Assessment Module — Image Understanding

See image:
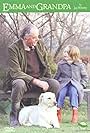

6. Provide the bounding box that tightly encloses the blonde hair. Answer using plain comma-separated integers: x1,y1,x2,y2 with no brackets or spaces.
69,46,80,62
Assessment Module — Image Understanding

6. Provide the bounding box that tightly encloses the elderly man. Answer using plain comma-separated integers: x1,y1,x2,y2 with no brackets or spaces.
4,23,59,127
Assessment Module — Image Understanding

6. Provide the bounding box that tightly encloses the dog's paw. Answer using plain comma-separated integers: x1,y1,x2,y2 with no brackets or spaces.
50,121,60,128
45,125,53,129
54,125,60,128
21,122,32,127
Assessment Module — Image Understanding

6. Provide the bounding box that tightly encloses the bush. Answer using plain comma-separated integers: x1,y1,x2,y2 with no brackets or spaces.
47,54,57,75
0,67,6,80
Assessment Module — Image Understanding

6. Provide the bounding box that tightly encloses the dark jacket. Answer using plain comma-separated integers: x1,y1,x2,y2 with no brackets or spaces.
3,39,51,92
54,59,88,104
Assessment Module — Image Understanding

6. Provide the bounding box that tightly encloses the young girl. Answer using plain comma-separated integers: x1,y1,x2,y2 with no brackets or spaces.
54,45,88,123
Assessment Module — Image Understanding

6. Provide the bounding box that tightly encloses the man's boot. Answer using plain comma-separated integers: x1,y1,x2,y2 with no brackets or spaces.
57,108,62,123
10,102,20,127
71,108,78,123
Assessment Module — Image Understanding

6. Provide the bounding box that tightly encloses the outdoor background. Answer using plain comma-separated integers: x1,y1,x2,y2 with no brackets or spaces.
0,12,90,132
0,13,90,73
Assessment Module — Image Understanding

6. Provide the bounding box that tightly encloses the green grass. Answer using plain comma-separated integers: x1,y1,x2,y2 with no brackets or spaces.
0,100,90,133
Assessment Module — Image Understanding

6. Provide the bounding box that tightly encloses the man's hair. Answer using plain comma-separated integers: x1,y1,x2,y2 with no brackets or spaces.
20,23,39,39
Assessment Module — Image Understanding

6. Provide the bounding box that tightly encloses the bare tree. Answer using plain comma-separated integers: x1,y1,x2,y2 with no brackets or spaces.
0,12,90,62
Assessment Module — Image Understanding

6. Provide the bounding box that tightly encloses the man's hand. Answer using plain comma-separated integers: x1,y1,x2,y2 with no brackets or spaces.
32,78,49,92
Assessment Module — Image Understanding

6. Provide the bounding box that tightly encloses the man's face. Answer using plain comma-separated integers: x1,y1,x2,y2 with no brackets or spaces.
24,33,39,47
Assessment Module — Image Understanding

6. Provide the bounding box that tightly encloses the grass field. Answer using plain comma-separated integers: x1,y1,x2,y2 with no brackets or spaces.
0,100,90,133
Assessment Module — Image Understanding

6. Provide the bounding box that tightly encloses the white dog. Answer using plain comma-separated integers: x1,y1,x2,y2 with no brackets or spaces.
18,92,60,128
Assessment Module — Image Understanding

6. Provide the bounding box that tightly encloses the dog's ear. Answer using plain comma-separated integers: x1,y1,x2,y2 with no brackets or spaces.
39,93,44,103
